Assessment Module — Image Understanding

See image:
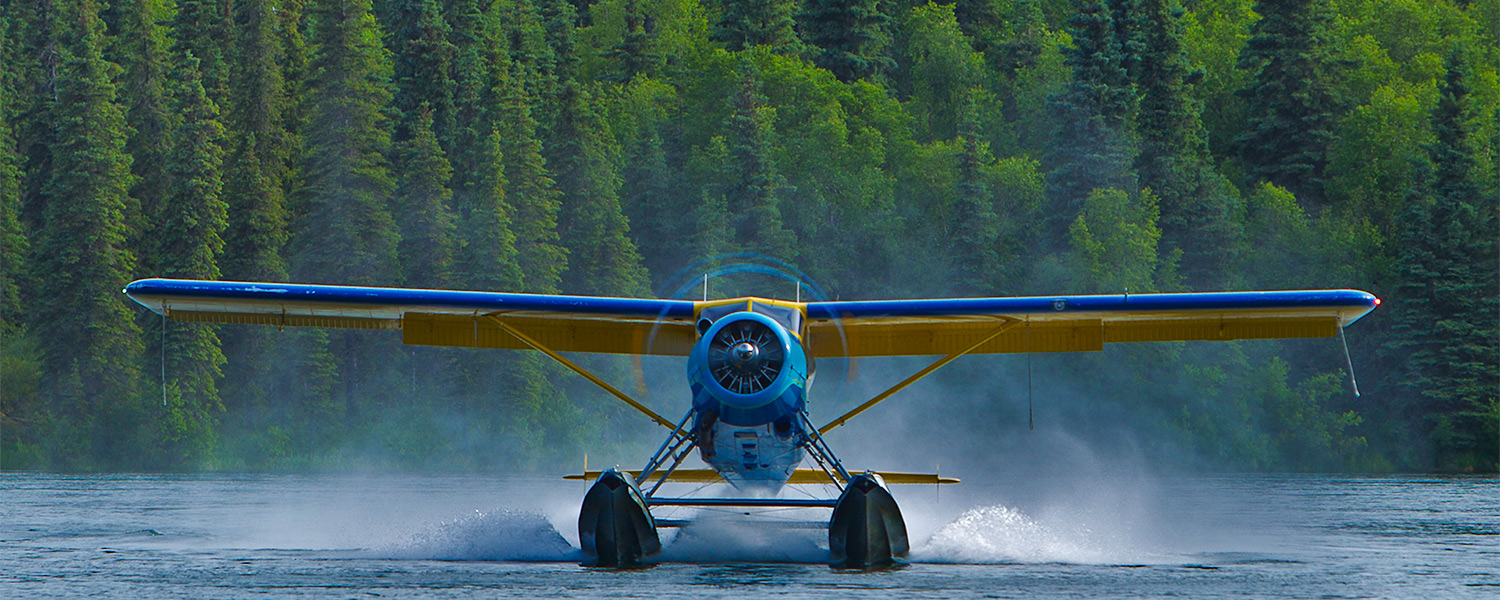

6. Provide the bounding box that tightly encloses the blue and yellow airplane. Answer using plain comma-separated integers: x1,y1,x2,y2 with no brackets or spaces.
124,278,1378,568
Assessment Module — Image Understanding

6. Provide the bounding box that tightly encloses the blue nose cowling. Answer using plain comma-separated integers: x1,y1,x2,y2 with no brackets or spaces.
688,312,808,427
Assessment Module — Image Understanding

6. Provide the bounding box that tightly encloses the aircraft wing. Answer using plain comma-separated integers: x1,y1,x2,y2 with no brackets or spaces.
800,290,1378,358
124,278,701,355
126,279,1378,358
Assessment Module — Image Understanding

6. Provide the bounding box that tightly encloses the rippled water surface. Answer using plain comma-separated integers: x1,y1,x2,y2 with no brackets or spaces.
3,472,1496,598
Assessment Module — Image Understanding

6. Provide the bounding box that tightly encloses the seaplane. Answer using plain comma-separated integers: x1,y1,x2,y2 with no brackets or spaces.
124,275,1378,568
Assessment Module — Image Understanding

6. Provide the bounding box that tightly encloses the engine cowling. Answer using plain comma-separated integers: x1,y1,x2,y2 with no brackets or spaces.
687,312,808,427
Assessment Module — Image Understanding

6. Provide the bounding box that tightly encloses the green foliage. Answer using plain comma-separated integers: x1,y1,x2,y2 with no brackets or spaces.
105,0,173,262
33,0,145,467
392,106,459,288
2,0,1495,472
1234,0,1339,204
495,57,568,293
0,66,26,334
1042,0,1138,248
288,0,400,286
551,83,650,296
801,0,892,83
899,3,987,142
171,0,232,106
948,101,1004,295
717,58,796,262
1135,0,1242,288
150,54,230,467
1068,187,1163,293
1385,48,1498,471
710,0,799,53
220,0,293,283
389,0,458,148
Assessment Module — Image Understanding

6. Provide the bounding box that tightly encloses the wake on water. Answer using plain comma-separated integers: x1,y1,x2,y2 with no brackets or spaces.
378,503,1149,566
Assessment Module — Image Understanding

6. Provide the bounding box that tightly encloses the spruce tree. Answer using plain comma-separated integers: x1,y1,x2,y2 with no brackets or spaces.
221,0,292,282
1105,0,1142,83
602,0,660,83
453,130,524,292
392,105,459,289
171,0,233,107
1388,48,1499,470
1041,0,1137,250
801,0,892,83
0,78,26,334
620,128,679,287
494,58,567,293
289,0,401,286
34,0,144,464
551,83,649,297
950,101,1003,295
711,0,799,53
1133,0,1239,288
153,54,229,465
446,0,502,227
722,59,796,262
390,0,458,148
105,0,173,260
1234,0,1337,205
11,0,60,235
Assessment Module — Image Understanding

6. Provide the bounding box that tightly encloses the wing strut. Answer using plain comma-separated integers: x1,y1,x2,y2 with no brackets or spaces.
484,314,676,429
819,318,1021,434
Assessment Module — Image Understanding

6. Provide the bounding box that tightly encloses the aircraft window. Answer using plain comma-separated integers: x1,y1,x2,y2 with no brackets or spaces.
696,302,804,337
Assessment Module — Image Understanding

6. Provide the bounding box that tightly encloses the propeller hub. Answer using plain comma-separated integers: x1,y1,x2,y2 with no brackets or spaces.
732,342,759,365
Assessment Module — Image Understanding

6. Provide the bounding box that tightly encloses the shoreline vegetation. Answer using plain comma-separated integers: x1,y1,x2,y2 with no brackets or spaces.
0,0,1495,473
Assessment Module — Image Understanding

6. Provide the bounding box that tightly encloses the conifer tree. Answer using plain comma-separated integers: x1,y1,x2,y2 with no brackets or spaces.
152,54,229,465
1041,0,1137,249
1235,0,1337,205
10,0,60,235
1133,0,1239,288
171,0,233,106
105,0,173,259
1387,48,1498,470
602,0,660,83
950,101,1003,295
34,0,144,463
620,128,679,286
221,0,292,282
453,130,524,292
993,0,1048,74
390,0,458,148
289,0,400,286
801,0,891,83
494,58,567,293
722,59,796,261
392,105,459,289
1105,0,1142,83
0,79,26,334
711,0,799,53
551,83,649,296
446,0,502,217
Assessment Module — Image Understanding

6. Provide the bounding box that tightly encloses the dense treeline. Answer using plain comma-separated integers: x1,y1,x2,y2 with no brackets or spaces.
0,0,1495,472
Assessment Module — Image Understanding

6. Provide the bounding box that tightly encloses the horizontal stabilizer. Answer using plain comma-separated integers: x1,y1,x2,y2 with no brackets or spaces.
564,469,959,485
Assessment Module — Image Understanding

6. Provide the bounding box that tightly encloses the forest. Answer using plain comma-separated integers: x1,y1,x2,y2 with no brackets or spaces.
0,0,1495,473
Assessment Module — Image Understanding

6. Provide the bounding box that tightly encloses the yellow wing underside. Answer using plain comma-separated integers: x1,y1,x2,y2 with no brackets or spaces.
166,297,1343,358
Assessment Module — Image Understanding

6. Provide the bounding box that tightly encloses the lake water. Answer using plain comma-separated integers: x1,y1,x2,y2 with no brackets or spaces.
2,472,1496,598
